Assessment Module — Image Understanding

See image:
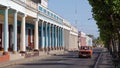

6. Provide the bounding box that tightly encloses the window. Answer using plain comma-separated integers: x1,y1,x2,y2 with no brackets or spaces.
57,17,58,20
43,9,46,13
51,13,53,17
54,15,56,19
39,6,42,11
47,11,50,16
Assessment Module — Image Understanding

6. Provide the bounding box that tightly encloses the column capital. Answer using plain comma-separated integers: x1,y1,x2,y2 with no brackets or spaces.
19,14,27,18
59,27,61,29
41,20,44,23
0,6,9,10
51,24,53,26
54,25,57,27
33,18,39,22
13,10,18,13
46,22,48,25
5,6,10,10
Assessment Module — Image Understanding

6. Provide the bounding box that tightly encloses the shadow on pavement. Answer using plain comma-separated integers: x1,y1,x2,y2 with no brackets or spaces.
20,63,74,66
40,59,68,61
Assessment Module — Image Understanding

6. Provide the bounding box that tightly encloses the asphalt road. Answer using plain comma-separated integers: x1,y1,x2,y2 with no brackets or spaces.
5,47,103,68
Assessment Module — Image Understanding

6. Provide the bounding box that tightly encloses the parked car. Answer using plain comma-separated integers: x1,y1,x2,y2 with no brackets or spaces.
78,46,93,58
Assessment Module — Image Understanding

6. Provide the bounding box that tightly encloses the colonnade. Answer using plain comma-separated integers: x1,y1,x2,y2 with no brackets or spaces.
2,7,64,54
40,21,64,50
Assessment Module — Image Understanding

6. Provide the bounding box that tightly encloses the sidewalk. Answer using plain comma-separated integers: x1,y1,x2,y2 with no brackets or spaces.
0,50,65,68
98,49,114,68
0,53,51,68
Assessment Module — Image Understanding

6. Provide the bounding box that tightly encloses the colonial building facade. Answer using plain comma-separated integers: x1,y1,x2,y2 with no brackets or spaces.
0,0,78,62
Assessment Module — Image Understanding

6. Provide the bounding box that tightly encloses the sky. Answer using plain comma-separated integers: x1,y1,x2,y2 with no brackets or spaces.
48,0,99,38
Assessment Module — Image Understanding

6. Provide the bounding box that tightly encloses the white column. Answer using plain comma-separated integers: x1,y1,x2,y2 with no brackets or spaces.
45,23,48,48
4,7,9,53
60,28,62,47
54,26,56,48
13,10,17,52
59,28,60,47
62,28,64,48
56,26,58,48
41,21,44,48
57,27,59,48
55,26,57,49
52,25,54,49
20,14,26,52
48,24,51,48
34,19,39,50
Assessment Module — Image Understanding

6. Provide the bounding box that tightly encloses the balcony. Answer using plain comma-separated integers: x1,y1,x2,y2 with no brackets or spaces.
38,5,63,24
11,0,37,12
11,0,63,24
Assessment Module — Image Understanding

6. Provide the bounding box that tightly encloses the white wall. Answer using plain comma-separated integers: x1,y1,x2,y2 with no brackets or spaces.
64,29,70,50
0,0,37,18
86,36,92,46
41,0,48,8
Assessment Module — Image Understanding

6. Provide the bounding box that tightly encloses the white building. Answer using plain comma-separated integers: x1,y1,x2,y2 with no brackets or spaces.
86,35,93,46
0,0,78,62
78,31,93,47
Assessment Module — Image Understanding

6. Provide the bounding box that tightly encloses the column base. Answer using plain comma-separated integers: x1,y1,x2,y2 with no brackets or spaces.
62,46,64,49
20,51,26,53
54,47,56,50
57,46,60,50
59,46,62,50
34,49,39,52
13,51,17,54
3,52,9,55
56,46,59,50
51,47,53,50
39,48,43,51
19,51,26,56
44,48,48,52
48,47,51,51
60,47,62,50
56,46,58,50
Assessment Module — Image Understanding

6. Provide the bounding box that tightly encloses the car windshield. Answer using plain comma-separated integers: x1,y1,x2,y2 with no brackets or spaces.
80,46,91,50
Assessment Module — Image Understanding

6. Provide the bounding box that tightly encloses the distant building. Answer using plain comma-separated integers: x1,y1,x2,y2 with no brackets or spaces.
78,31,93,47
78,32,86,46
86,35,92,46
63,20,78,51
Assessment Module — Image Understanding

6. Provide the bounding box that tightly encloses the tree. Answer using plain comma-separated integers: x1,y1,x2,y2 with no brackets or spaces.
88,0,120,59
96,37,104,47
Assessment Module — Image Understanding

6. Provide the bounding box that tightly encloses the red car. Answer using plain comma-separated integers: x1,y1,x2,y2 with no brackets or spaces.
78,46,93,58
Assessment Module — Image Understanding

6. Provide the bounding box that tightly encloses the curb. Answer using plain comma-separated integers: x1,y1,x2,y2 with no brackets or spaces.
93,52,102,68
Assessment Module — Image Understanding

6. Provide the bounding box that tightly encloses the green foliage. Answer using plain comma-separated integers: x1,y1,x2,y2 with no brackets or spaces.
88,0,120,49
96,37,104,46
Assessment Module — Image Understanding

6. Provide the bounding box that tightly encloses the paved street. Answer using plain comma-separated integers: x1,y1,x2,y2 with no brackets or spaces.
5,48,104,68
